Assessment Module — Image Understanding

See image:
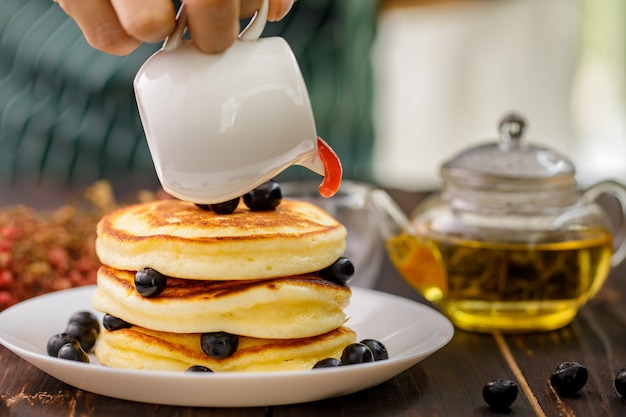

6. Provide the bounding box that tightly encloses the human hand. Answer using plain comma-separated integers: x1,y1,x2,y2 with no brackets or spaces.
54,0,296,56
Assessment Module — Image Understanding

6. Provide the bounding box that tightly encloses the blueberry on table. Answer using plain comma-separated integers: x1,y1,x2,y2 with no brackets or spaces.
186,365,214,373
200,332,239,359
103,314,132,331
134,267,167,297
359,339,388,361
313,358,342,369
47,333,80,357
615,368,626,397
243,180,282,211
550,361,588,396
319,257,355,286
340,343,375,365
482,379,518,411
57,342,89,363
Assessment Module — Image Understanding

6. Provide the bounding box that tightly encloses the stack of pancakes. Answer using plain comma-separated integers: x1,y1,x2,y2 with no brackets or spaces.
91,198,356,372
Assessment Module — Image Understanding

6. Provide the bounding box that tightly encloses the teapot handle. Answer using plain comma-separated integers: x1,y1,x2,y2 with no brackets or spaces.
162,0,269,52
582,180,626,267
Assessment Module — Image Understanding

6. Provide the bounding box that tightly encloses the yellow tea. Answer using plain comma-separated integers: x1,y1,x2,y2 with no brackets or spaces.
386,230,613,332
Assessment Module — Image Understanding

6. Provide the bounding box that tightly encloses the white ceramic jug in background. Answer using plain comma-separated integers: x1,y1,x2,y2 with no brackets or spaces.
134,1,342,204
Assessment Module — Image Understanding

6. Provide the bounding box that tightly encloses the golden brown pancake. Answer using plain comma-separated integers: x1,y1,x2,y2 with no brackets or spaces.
95,199,347,280
92,266,352,338
96,325,356,372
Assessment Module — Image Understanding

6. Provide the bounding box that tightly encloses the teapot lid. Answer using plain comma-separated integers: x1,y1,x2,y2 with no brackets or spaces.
441,113,576,188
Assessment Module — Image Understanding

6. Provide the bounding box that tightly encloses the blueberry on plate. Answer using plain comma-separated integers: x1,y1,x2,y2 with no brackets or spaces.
68,311,100,334
57,342,89,363
359,339,388,361
65,321,98,352
47,333,80,357
340,343,374,365
313,358,342,369
186,365,214,373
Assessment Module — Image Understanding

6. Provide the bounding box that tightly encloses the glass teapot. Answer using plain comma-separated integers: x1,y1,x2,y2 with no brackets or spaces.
370,113,626,333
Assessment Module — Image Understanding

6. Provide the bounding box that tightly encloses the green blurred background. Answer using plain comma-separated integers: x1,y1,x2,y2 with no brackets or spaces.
1,0,624,197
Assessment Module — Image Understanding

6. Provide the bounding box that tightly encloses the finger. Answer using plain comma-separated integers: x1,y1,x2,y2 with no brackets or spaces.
55,0,140,55
266,0,295,22
240,0,265,17
183,0,240,54
110,0,176,43
240,0,294,22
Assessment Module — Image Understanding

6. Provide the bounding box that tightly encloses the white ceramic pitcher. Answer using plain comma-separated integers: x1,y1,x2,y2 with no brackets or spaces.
134,1,342,203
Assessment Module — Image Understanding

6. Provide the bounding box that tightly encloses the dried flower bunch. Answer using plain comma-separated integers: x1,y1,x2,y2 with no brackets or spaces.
0,181,156,310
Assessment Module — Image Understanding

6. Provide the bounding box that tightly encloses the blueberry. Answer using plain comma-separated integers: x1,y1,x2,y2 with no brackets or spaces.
243,180,282,211
103,314,132,331
195,204,210,210
186,365,214,373
65,321,98,352
134,267,167,297
200,332,239,359
68,311,100,334
360,339,388,361
482,379,518,411
210,197,240,214
57,342,89,363
313,358,342,369
319,257,354,286
550,361,588,396
340,343,374,365
615,368,626,397
47,333,80,357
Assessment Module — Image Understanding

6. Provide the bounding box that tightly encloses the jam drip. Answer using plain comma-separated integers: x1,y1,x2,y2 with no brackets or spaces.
316,136,342,198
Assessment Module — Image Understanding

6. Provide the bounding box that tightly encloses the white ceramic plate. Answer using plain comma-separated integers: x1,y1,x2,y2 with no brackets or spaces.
0,286,453,407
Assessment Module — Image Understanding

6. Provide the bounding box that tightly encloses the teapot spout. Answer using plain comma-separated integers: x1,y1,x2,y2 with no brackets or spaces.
367,190,418,238
367,189,448,302
297,137,343,198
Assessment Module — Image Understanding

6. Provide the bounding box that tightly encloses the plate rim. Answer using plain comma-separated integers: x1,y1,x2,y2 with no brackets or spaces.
0,285,454,407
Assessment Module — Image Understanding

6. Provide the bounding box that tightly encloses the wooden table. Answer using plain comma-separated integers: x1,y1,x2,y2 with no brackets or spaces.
1,188,626,416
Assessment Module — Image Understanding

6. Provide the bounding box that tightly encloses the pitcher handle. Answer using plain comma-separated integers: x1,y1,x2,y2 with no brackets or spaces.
582,179,626,267
162,0,269,52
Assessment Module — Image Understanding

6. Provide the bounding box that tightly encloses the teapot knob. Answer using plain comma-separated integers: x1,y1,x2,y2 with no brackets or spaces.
498,113,526,150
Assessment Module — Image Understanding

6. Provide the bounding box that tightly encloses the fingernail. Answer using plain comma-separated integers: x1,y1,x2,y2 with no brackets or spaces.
269,0,294,22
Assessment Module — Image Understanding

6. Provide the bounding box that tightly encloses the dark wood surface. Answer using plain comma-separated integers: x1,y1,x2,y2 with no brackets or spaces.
1,187,626,416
